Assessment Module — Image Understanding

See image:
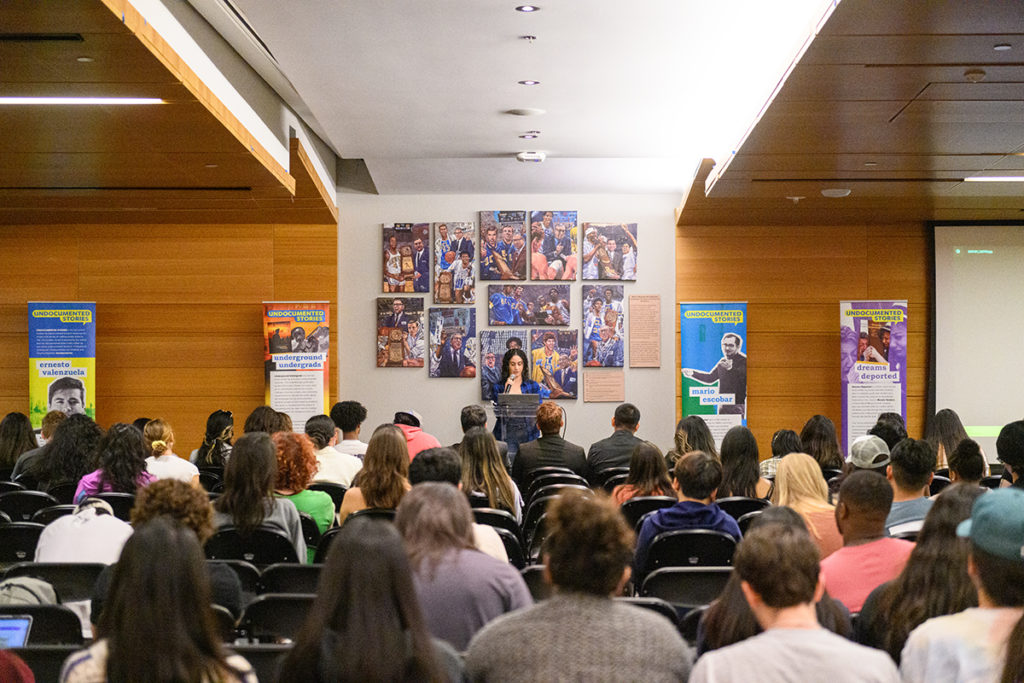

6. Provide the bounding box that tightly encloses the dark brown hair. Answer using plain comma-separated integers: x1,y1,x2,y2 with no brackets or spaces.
735,524,820,608
214,432,276,534
623,441,672,497
356,424,409,509
545,491,633,596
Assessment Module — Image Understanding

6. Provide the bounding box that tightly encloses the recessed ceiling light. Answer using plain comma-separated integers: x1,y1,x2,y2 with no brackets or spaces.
821,188,851,198
863,161,878,167
204,163,219,169
519,35,537,42
518,80,540,86
964,68,986,83
515,5,540,12
964,176,1024,182
519,134,538,139
0,97,163,105
994,43,1012,51
75,56,94,63
506,107,545,116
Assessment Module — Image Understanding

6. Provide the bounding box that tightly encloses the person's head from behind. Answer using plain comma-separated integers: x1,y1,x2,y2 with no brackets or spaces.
917,483,985,547
396,483,475,576
535,401,563,436
848,434,891,473
329,400,366,436
544,491,634,596
142,418,174,458
735,525,821,620
799,414,842,470
243,405,287,434
131,479,215,544
868,421,903,451
996,421,1024,478
956,488,1024,609
393,410,421,428
835,470,894,538
360,424,410,509
47,376,85,415
96,423,148,494
408,447,461,486
285,518,439,681
217,432,276,531
672,451,722,502
272,432,318,493
0,412,36,466
303,414,337,451
460,404,488,433
888,438,936,495
40,413,103,482
927,408,968,458
771,452,829,507
719,425,759,497
612,403,640,432
770,429,802,458
460,426,513,510
40,409,67,442
948,439,986,485
625,441,671,496
672,415,717,459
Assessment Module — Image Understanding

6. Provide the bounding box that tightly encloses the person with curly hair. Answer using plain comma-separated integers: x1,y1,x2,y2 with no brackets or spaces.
273,431,334,562
143,418,199,486
74,423,156,504
338,424,411,523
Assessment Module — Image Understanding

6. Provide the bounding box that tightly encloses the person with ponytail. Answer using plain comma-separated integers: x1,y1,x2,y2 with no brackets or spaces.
143,418,199,486
190,409,234,467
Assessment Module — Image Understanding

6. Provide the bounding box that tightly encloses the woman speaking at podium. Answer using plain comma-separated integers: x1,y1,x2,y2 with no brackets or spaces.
492,349,549,457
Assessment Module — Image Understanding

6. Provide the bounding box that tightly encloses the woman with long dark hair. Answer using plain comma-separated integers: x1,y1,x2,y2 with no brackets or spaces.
191,409,234,467
612,441,672,504
338,424,410,522
491,347,550,450
74,423,156,503
800,414,843,472
925,407,970,470
460,426,522,521
212,431,305,561
718,425,773,499
20,413,103,489
281,517,463,682
0,412,36,471
60,518,255,683
665,415,717,469
758,428,802,479
855,483,984,662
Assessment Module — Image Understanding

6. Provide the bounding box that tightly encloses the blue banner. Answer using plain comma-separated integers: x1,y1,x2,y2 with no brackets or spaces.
28,302,97,428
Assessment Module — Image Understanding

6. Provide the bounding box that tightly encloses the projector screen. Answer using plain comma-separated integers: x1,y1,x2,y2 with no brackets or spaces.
934,224,1024,461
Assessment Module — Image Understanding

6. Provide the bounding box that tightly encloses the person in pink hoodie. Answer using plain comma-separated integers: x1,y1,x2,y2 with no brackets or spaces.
394,410,441,460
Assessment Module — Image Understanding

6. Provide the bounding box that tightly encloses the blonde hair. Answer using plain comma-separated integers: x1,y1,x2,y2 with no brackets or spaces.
772,452,833,514
143,419,174,457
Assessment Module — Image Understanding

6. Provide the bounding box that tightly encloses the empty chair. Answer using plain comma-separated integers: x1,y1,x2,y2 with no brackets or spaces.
472,507,521,543
0,490,58,522
526,513,549,562
929,474,952,496
208,560,261,596
621,495,677,531
521,495,557,546
205,526,300,567
308,482,347,512
616,597,680,629
198,470,223,491
520,564,552,601
0,481,24,495
94,492,135,521
715,496,770,521
0,522,45,562
640,567,733,609
30,505,76,525
645,529,737,574
528,483,591,508
344,507,395,524
238,593,316,642
593,466,630,489
521,466,574,491
0,605,83,645
679,604,708,646
2,562,106,602
259,563,322,594
736,510,763,535
495,527,526,569
44,482,77,505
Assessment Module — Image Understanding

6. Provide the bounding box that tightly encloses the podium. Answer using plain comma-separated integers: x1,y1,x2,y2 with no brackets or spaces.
494,394,541,458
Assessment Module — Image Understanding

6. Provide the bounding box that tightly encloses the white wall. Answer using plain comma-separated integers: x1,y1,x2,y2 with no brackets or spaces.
337,193,679,451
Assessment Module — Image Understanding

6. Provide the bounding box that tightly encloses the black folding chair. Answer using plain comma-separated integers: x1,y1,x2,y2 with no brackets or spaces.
208,560,261,595
2,562,107,602
30,505,76,525
529,484,591,509
645,529,737,575
521,495,557,547
238,594,316,642
44,482,77,505
205,526,300,567
11,645,80,681
0,522,45,563
526,473,588,503
521,466,574,492
715,496,770,521
494,527,526,569
298,512,322,550
313,527,344,564
736,510,763,535
603,472,629,493
616,596,680,629
308,482,347,512
473,507,522,544
929,475,952,496
229,644,292,681
259,563,323,594
198,470,223,491
520,564,552,601
0,481,25,495
0,605,83,645
94,492,135,521
593,466,630,488
0,491,59,522
344,507,395,524
621,495,677,531
639,566,733,608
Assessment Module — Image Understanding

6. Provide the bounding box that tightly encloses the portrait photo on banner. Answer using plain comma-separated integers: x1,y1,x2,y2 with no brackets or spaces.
479,330,526,400
488,284,570,327
376,297,424,368
529,328,579,400
382,222,430,294
582,284,625,368
529,210,578,281
479,210,528,281
429,307,477,378
581,222,638,281
432,221,476,304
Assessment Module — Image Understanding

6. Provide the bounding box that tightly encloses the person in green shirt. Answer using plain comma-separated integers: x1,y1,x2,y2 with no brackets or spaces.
272,431,335,563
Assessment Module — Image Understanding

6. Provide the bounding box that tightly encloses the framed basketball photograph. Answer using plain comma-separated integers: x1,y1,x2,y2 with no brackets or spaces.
580,222,638,281
529,210,578,281
433,221,476,304
376,297,424,368
479,210,527,281
529,328,579,399
429,307,477,378
383,223,430,293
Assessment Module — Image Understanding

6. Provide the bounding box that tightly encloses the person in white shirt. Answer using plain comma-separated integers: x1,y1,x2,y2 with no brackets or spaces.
305,414,362,487
330,400,369,459
143,418,199,486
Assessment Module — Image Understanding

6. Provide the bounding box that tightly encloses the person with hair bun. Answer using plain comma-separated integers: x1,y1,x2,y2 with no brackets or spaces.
74,423,156,504
305,413,361,487
466,491,692,681
273,431,334,562
143,418,199,486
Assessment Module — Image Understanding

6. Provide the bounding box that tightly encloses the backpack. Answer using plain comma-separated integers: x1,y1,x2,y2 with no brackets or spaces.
0,576,58,605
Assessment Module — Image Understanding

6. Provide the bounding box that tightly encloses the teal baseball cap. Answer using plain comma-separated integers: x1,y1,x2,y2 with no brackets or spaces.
956,488,1024,562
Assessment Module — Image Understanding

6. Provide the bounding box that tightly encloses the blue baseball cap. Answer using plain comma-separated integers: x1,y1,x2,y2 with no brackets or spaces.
956,488,1024,562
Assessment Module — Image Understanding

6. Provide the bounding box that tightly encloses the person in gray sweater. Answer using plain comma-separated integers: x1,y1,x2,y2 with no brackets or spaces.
466,491,692,682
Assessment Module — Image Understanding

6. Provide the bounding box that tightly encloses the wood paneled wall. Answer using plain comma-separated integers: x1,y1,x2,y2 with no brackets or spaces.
675,223,931,451
0,223,337,452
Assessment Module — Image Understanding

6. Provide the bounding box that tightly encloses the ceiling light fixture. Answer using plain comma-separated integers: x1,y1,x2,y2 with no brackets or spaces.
964,176,1024,182
515,5,540,12
0,97,163,105
75,56,94,63
516,151,546,163
785,196,805,204
821,188,851,198
519,35,537,43
519,134,538,139
505,108,545,116
517,80,540,86
964,68,986,83
994,43,1012,51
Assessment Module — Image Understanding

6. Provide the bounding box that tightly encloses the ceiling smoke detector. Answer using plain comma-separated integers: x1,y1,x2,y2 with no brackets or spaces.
516,151,546,163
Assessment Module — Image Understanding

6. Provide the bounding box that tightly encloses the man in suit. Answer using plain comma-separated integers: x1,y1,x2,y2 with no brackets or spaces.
585,403,643,485
412,237,429,292
451,224,473,258
512,401,586,489
437,331,475,377
382,298,409,330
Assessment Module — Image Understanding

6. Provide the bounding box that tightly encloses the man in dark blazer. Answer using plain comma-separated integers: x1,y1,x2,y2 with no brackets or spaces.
412,237,430,292
512,401,586,489
585,403,643,485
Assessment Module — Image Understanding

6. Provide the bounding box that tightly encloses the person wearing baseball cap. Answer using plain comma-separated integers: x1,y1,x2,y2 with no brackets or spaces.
900,488,1024,682
394,409,441,460
848,434,890,472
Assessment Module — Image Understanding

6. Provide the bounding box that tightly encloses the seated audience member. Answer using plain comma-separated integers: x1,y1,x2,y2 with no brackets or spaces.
718,425,773,499
242,405,288,434
690,524,899,683
855,484,984,663
36,498,132,564
61,519,256,683
18,413,100,488
454,404,509,466
281,518,464,681
698,507,851,656
143,418,199,486
848,434,891,474
190,409,234,467
901,488,1024,683
611,441,672,505
338,424,410,523
773,452,843,559
329,400,369,458
408,447,507,561
394,409,441,460
800,414,844,473
305,413,361,487
996,420,1024,489
212,432,305,561
11,409,65,474
821,471,915,613
273,432,335,562
925,407,969,470
948,438,986,487
510,401,586,488
759,428,801,479
666,415,717,471
396,483,532,651
75,423,157,504
461,427,523,522
466,492,693,681
885,438,937,536
869,412,908,452
634,451,741,579
586,402,643,484
0,411,37,471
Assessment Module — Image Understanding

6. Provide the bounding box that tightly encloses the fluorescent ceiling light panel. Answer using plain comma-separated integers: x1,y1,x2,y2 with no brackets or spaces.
0,97,163,105
963,176,1024,182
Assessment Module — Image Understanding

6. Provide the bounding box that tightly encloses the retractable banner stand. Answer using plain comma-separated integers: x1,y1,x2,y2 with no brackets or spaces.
840,300,908,456
679,302,748,447
28,302,96,428
263,302,330,431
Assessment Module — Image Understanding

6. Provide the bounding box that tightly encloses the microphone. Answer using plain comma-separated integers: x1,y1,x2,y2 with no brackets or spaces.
505,373,517,393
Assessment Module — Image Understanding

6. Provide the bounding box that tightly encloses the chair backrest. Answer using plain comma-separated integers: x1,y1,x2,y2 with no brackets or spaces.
12,473,39,490
526,473,587,502
238,593,316,642
528,484,591,509
11,645,81,681
616,596,680,628
521,495,557,544
678,604,708,645
0,491,59,522
298,512,322,548
205,526,299,566
210,603,237,642
207,560,261,595
646,529,737,573
344,507,395,524
308,482,347,512
30,505,76,525
472,507,521,543
715,496,770,521
981,475,1003,489
494,528,526,569
526,513,549,562
198,470,223,491
892,529,919,542
621,495,677,531
929,475,952,496
0,522,45,562
0,511,10,525
94,492,135,521
0,481,25,495
521,466,574,491
602,473,629,493
520,564,551,601
259,563,323,594
933,467,950,478
44,482,77,505
0,605,83,644
466,490,492,509
230,644,292,682
2,562,107,603
593,466,631,488
313,527,344,564
736,510,763,535
639,566,733,609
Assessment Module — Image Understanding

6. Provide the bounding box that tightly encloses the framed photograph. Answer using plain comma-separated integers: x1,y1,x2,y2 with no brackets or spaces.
488,284,570,327
433,221,476,304
479,210,527,281
429,308,477,378
376,298,424,368
479,330,527,400
529,210,578,281
581,222,638,281
383,223,430,293
529,328,579,399
582,285,625,367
